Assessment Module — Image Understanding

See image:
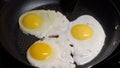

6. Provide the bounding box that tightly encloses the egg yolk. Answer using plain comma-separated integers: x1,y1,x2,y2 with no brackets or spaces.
22,13,43,29
71,24,93,40
29,42,52,60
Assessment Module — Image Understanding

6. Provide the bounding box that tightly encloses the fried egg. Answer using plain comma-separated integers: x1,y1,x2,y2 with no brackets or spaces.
19,10,58,38
27,39,75,68
68,15,106,65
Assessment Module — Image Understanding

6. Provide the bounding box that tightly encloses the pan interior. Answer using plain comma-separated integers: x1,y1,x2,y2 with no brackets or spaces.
0,0,119,68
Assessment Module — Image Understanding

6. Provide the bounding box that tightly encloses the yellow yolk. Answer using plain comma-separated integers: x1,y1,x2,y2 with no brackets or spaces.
71,24,93,40
29,42,52,60
22,13,43,29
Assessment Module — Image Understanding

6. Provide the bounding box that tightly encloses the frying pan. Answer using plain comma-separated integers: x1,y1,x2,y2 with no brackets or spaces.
0,0,120,68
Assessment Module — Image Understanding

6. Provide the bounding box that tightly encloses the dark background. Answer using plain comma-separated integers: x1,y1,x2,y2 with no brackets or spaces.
0,0,120,68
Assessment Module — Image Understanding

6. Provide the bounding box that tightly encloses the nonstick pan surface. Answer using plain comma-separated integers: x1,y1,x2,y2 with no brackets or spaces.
0,0,120,68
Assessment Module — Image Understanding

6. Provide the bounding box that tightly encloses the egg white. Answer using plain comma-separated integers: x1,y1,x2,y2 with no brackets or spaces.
68,15,106,65
41,11,70,39
27,39,75,68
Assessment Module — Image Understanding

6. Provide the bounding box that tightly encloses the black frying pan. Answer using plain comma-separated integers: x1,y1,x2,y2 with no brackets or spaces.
0,0,120,68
